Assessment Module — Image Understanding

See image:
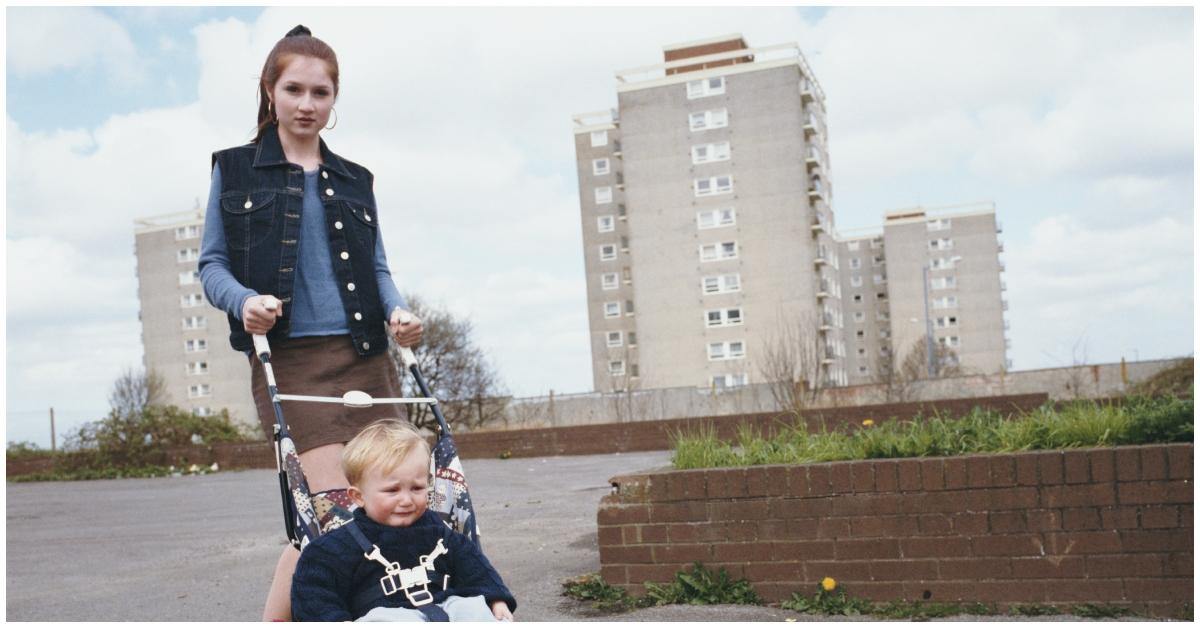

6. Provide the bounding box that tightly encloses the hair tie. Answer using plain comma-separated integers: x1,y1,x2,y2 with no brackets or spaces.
285,25,311,38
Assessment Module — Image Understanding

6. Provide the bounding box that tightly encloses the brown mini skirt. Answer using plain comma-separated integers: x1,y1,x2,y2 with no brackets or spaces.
248,334,405,454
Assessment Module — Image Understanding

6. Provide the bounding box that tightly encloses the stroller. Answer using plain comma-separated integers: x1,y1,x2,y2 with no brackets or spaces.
251,302,481,551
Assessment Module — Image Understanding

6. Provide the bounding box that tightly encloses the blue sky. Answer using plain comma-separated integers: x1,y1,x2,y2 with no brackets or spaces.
6,6,1194,447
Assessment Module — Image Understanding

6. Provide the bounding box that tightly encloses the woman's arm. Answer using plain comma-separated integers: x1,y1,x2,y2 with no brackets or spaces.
198,163,258,320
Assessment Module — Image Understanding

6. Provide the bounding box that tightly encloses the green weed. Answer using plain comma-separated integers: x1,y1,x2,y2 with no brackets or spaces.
644,562,761,606
561,573,647,612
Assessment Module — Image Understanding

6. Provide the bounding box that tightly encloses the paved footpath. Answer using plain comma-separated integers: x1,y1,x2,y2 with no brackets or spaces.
7,451,1145,622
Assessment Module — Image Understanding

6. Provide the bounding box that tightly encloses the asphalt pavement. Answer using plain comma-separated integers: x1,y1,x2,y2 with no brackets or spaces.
6,450,1150,622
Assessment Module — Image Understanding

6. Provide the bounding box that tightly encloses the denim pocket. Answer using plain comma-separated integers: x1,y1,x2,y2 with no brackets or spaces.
341,200,378,250
220,191,277,250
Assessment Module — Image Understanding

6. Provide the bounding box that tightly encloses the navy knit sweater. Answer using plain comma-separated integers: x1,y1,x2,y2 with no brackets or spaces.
291,508,516,621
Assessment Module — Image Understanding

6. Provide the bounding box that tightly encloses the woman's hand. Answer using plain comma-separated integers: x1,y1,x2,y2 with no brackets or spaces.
242,294,282,335
388,308,423,348
490,600,513,622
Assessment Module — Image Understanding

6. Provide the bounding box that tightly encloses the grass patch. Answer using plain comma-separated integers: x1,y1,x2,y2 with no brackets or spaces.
872,599,996,619
1008,603,1062,616
671,395,1193,470
1071,603,1135,618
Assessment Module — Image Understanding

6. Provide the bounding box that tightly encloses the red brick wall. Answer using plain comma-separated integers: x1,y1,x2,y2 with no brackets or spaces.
664,37,753,75
6,394,1049,475
598,444,1193,616
453,394,1050,459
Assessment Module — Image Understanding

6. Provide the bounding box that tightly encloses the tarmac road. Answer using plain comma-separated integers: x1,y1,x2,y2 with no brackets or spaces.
6,450,1146,622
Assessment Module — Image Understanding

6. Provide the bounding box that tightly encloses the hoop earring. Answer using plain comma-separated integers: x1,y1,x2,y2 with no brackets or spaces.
267,101,276,122
326,107,338,130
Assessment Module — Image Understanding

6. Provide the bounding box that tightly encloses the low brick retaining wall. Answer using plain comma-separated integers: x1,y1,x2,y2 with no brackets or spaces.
598,443,1193,616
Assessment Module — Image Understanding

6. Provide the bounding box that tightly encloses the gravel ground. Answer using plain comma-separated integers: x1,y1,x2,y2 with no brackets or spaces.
5,450,1164,621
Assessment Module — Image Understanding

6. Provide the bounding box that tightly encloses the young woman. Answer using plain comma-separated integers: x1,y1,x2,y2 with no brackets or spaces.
198,25,423,620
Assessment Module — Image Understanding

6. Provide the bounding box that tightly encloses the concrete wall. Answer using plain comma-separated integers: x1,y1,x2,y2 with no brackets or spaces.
598,443,1193,616
492,358,1185,429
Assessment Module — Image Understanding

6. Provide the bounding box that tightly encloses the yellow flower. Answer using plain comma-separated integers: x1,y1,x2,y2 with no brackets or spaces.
821,576,837,592
862,419,875,427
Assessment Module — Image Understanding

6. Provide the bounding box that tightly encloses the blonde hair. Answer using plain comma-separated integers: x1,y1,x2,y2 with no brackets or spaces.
342,419,431,487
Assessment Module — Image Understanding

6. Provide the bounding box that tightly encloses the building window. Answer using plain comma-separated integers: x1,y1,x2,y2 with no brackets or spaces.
594,186,613,205
688,108,729,131
699,241,738,262
691,141,731,164
933,296,959,309
872,255,885,267
852,294,863,303
592,158,610,175
931,276,957,290
624,299,635,315
590,130,608,147
601,273,618,290
607,331,623,347
599,244,616,261
180,293,204,308
929,238,954,251
622,267,632,284
693,175,733,197
179,270,200,286
849,258,861,269
686,76,726,99
705,307,743,327
630,364,639,378
850,275,863,288
853,311,865,322
931,256,962,270
185,339,208,352
708,340,745,361
608,360,625,377
603,302,620,318
877,291,888,300
628,332,638,346
711,373,748,389
855,330,865,339
175,225,200,240
597,215,615,233
927,218,952,231
858,365,869,375
935,315,959,328
192,407,213,417
847,241,861,251
187,361,209,376
697,207,736,229
701,273,740,295
182,316,207,330
188,384,211,399
939,335,961,348
177,247,199,263
873,273,887,285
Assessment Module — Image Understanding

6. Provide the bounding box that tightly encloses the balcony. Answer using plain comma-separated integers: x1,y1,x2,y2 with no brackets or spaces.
612,140,622,157
819,313,834,331
1000,281,1007,292
814,254,829,267
998,240,1004,253
805,149,822,171
616,172,625,190
803,116,819,136
800,79,816,103
999,261,1006,273
1002,299,1009,311
811,218,827,234
996,220,1003,234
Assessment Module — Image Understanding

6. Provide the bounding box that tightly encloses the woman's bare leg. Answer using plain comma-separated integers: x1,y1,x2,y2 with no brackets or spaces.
261,443,348,621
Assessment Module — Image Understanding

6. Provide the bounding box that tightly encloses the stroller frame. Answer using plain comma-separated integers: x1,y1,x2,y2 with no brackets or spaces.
252,304,481,551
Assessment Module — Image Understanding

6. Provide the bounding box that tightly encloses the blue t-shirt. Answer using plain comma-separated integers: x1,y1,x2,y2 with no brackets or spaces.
198,163,407,335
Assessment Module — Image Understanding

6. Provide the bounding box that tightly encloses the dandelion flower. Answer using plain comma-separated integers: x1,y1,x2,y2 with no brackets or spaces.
821,576,837,592
862,419,874,427
210,462,220,472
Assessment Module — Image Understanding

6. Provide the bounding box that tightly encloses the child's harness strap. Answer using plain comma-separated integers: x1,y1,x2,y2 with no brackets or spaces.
343,521,450,622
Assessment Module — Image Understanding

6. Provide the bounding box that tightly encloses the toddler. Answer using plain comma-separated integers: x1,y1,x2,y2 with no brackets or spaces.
291,419,515,621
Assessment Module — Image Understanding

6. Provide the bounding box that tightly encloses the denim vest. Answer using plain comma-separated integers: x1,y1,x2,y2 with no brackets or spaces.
211,124,387,356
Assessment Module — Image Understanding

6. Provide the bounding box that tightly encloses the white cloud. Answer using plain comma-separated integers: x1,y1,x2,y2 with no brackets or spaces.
6,7,142,81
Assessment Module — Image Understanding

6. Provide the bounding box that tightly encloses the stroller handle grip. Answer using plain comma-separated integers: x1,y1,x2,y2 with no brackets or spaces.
252,296,281,358
395,309,417,368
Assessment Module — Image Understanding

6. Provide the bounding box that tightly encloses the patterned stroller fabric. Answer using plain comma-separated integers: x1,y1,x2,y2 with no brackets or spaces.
429,430,480,547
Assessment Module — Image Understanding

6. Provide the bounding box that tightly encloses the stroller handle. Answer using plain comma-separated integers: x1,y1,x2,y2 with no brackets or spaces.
251,296,281,358
395,309,418,368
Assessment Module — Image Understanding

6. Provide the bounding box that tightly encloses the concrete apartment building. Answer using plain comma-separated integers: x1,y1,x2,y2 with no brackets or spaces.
838,204,1010,385
572,35,848,393
572,35,1007,393
134,210,257,428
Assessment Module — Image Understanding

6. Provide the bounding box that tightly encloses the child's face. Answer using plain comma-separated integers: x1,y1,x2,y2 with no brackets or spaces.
350,447,430,527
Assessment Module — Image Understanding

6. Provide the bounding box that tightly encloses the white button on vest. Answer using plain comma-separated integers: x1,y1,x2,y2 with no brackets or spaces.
322,171,329,179
340,252,349,260
335,221,343,230
325,188,334,196
365,213,372,222
244,200,253,209
362,342,370,350
347,283,356,291
354,312,363,321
